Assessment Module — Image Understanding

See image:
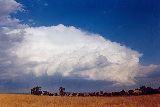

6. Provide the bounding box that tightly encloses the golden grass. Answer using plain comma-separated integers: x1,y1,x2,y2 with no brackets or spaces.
0,94,159,107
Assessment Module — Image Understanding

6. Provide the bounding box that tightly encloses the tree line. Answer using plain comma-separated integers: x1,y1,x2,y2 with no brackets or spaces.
31,86,160,97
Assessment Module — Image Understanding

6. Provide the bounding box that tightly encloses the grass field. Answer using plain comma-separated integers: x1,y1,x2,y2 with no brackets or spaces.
0,94,159,107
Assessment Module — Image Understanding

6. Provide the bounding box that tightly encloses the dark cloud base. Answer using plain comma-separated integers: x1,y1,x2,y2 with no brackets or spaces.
0,74,159,93
0,74,112,93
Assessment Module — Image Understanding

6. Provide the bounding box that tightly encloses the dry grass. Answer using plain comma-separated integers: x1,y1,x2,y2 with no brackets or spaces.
0,94,159,107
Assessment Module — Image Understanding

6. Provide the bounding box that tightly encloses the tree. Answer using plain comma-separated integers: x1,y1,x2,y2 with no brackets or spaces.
31,86,42,95
59,87,65,96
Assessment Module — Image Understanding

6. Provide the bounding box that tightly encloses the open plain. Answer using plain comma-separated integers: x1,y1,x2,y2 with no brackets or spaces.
0,94,159,107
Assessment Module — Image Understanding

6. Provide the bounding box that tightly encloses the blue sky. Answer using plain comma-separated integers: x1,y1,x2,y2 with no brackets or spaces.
0,0,160,93
16,0,160,65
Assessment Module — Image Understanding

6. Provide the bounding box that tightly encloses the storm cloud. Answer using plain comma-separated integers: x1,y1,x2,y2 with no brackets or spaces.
6,24,160,85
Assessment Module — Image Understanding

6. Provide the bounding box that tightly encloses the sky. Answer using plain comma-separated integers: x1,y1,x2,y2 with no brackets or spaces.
16,0,160,65
0,0,160,93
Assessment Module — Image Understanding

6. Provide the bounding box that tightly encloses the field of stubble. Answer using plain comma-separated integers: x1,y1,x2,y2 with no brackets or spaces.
0,94,159,107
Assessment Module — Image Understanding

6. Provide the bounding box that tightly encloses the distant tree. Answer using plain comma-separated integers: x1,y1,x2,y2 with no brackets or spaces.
128,90,134,95
31,86,42,95
120,90,126,95
100,91,103,95
140,86,147,94
59,87,65,96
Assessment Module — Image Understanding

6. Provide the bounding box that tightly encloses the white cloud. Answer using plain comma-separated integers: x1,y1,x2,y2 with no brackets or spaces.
0,0,160,86
7,25,160,85
0,0,26,28
0,0,22,16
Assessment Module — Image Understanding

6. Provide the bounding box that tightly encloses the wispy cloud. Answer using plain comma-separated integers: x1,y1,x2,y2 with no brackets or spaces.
44,3,48,6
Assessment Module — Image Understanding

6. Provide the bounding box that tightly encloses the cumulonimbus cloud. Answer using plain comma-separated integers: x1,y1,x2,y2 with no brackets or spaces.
7,25,160,85
0,0,160,86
